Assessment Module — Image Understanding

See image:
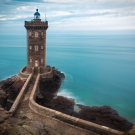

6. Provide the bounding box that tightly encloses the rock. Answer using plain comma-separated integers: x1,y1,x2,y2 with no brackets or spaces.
73,105,133,132
37,96,75,115
0,90,8,108
0,75,24,110
0,106,10,124
36,67,133,132
0,117,48,135
39,68,65,100
23,121,47,135
4,100,13,111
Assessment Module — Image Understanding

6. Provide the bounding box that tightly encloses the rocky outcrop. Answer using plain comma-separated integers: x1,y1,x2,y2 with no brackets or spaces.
0,90,8,108
0,75,24,110
39,68,65,101
38,68,75,115
37,68,133,132
37,96,75,115
73,105,133,132
0,105,10,124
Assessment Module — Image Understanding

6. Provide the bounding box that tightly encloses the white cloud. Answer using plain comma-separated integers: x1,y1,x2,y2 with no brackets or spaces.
0,18,7,20
0,15,6,17
0,0,135,32
17,6,30,11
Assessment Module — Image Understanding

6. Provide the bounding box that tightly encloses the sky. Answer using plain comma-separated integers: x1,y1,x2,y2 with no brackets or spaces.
0,0,135,35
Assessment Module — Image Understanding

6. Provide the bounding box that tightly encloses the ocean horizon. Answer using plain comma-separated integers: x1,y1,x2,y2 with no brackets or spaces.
0,33,135,124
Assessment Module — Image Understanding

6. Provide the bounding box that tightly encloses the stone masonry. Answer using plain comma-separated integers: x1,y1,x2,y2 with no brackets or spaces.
25,15,48,73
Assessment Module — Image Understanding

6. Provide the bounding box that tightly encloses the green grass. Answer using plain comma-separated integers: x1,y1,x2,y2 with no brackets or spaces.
22,121,31,126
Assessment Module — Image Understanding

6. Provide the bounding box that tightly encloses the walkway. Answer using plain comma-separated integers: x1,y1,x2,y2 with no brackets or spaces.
14,67,38,118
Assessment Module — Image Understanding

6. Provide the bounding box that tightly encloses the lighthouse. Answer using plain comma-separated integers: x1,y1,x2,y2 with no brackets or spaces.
24,9,48,73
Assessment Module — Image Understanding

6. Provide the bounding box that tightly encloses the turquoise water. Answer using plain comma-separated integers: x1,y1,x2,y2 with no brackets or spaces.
0,34,135,123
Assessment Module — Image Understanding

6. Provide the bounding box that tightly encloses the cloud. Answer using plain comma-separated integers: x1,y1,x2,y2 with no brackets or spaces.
0,0,135,33
17,6,30,10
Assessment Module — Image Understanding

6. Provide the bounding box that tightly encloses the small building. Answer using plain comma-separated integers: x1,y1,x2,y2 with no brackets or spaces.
24,9,48,73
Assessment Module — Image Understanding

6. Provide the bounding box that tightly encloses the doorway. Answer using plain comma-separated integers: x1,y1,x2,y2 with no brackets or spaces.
35,60,38,67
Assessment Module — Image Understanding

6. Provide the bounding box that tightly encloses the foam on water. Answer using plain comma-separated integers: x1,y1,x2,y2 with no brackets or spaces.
58,89,85,105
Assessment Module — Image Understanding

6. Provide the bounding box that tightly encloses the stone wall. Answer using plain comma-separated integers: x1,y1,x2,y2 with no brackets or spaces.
18,66,30,80
29,74,123,135
40,65,53,78
9,69,33,114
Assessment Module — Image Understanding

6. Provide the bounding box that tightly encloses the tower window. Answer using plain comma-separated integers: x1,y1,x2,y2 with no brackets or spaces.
41,46,43,49
30,59,32,62
30,46,32,49
35,46,38,51
35,32,38,37
41,32,43,36
41,59,43,63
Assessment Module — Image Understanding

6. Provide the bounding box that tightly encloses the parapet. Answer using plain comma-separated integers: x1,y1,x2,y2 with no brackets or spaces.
24,20,48,30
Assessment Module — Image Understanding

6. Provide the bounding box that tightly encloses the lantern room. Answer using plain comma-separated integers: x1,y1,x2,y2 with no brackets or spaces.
34,9,40,19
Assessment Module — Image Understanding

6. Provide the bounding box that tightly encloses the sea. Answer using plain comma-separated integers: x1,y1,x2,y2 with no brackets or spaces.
0,33,135,124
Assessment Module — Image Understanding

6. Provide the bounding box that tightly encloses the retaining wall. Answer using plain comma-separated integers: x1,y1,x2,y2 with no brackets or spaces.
29,74,123,135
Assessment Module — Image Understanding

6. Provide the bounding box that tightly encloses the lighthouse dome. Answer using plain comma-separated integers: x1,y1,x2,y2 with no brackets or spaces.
34,9,40,19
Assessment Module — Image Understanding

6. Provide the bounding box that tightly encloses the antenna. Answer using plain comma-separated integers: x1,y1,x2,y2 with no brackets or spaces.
45,14,46,21
45,7,47,21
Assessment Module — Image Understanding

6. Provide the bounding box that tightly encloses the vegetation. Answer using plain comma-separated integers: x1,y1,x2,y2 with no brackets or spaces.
20,116,27,120
22,121,31,126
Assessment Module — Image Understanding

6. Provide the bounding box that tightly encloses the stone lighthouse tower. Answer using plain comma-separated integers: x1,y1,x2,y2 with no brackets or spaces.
24,9,48,73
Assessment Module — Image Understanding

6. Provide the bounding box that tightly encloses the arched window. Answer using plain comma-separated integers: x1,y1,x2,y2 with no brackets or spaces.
41,32,43,36
41,46,43,49
30,46,32,49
